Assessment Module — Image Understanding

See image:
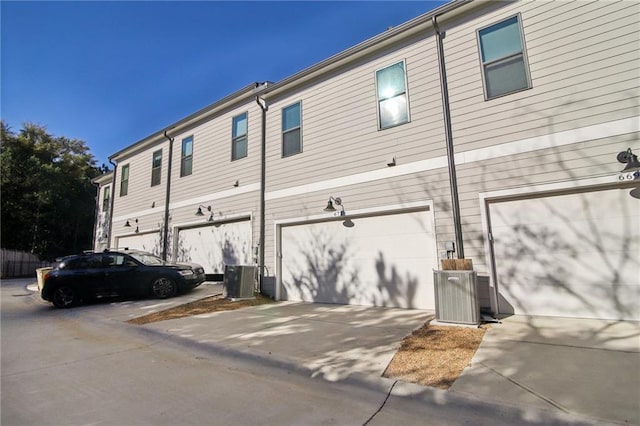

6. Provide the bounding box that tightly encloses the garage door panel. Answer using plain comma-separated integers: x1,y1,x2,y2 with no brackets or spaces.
281,210,437,309
177,221,252,274
491,189,640,320
116,233,161,255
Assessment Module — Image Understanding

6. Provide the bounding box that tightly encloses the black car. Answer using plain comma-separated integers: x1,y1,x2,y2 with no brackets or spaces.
41,249,206,308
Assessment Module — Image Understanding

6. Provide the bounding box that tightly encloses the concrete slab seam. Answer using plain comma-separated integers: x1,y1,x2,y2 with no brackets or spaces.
477,361,571,415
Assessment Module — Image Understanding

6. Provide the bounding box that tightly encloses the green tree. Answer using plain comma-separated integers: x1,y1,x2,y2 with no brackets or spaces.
1,121,106,260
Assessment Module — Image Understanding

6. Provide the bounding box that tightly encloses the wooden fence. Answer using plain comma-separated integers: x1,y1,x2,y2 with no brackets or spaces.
1,249,51,279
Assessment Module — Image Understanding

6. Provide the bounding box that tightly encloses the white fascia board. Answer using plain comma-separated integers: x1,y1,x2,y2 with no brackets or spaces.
456,116,640,165
266,116,640,201
266,157,449,201
113,182,260,223
274,200,432,226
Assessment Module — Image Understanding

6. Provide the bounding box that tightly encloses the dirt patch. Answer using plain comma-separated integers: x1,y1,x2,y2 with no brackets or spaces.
127,294,487,389
126,293,274,325
383,323,487,389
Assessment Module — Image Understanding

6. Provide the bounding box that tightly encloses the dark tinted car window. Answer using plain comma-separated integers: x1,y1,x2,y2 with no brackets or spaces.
63,254,103,270
105,254,125,266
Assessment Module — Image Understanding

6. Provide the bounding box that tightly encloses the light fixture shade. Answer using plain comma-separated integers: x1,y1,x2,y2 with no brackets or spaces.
324,200,336,212
630,187,640,199
618,148,640,172
195,205,212,216
342,219,355,228
622,157,640,172
124,220,131,227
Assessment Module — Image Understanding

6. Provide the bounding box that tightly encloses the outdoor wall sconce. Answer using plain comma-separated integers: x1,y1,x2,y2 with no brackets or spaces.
617,148,640,173
124,219,139,233
195,205,214,222
323,196,354,228
616,148,640,199
323,196,344,215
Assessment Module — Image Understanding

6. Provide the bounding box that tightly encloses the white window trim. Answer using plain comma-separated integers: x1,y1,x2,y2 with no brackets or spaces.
151,149,162,187
476,13,532,101
375,59,411,130
281,101,302,157
181,136,194,177
231,112,248,161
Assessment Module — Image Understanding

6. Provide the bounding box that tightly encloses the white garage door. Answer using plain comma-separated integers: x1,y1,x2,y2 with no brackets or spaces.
177,220,252,274
489,188,640,320
116,232,161,255
280,209,438,309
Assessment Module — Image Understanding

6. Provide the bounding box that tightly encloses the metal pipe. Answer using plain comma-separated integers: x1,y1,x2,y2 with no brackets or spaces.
107,159,118,249
256,94,268,293
162,130,174,261
433,15,465,259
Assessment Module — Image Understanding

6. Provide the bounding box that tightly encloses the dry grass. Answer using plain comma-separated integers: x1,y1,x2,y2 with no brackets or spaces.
127,295,487,389
126,293,274,325
383,323,486,389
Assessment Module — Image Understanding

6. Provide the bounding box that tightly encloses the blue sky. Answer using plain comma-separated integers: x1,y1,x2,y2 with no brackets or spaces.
2,1,445,166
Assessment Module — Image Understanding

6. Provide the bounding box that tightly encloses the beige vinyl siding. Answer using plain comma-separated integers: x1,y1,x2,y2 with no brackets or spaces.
444,0,639,151
112,145,167,223
264,37,446,193
111,98,263,253
170,101,262,204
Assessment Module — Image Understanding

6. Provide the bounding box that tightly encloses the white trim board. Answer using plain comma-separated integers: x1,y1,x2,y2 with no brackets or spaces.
266,116,640,201
113,182,260,222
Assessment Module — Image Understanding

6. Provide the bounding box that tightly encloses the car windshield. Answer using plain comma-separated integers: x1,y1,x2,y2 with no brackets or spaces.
128,252,164,265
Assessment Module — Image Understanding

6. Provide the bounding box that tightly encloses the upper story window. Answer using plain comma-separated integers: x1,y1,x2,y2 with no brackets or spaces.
120,164,129,197
181,136,193,177
232,112,248,161
282,102,302,157
151,149,162,187
477,14,531,100
102,186,110,212
375,60,410,129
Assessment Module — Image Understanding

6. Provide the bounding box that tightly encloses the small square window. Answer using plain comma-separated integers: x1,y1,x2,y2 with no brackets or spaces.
282,102,302,157
151,149,162,187
120,165,129,197
181,136,193,177
477,14,531,99
232,112,248,161
376,61,410,129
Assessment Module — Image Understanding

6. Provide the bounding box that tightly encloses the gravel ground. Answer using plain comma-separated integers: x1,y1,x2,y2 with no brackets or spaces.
127,294,486,389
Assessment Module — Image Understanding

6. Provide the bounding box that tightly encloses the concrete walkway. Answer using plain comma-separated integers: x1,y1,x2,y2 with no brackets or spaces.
451,315,640,425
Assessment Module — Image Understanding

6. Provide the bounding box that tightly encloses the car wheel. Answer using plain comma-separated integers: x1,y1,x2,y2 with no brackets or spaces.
151,277,177,299
52,286,78,309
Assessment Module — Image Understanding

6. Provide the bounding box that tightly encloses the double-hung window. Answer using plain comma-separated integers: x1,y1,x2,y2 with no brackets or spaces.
151,149,162,186
232,112,248,161
282,102,302,157
181,136,193,177
102,186,110,212
120,165,129,196
375,61,410,129
477,14,531,99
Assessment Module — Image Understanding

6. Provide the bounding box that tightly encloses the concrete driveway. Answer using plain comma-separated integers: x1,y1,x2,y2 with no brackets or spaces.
26,279,640,424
